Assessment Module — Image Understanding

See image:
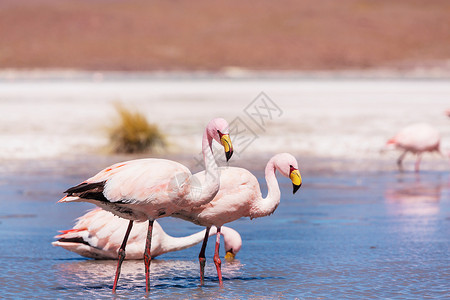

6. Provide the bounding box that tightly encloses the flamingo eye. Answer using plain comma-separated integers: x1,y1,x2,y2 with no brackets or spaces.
289,165,295,172
217,130,223,138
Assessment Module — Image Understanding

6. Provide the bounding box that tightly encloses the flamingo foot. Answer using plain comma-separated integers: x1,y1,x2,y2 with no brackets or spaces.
214,227,223,287
144,253,151,293
397,150,407,172
112,248,125,293
144,220,154,293
112,220,134,293
213,254,223,287
199,257,206,285
415,154,422,173
198,227,210,285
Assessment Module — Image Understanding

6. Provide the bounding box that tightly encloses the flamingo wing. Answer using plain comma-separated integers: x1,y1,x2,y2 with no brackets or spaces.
65,158,191,205
53,208,155,259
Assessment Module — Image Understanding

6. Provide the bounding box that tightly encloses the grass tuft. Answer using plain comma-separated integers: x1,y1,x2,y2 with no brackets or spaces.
108,104,166,154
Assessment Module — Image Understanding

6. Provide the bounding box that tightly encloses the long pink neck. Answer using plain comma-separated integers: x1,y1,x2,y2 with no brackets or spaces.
192,127,220,204
202,128,215,173
250,158,281,219
161,226,230,254
161,228,209,254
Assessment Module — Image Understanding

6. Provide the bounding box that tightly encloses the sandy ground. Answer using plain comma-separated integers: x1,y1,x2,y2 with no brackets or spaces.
1,0,450,71
1,73,449,172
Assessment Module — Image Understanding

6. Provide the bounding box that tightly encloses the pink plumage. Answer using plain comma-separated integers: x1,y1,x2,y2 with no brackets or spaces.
58,118,233,293
52,208,242,260
172,152,302,286
387,123,441,172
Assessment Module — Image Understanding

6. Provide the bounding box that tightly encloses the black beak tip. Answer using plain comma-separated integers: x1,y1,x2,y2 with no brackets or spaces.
225,150,233,162
293,183,301,194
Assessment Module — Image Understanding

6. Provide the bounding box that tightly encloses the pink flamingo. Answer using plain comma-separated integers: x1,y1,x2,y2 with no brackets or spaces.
172,152,302,287
387,123,441,172
52,208,242,260
58,118,233,293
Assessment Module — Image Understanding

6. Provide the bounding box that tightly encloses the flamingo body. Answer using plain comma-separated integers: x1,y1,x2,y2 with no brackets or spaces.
172,153,302,286
387,123,441,172
388,123,440,153
174,153,302,227
58,117,233,293
62,159,192,221
52,208,242,260
175,167,260,227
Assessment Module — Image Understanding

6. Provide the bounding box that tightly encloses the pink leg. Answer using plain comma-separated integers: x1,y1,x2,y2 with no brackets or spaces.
415,154,423,173
397,150,407,172
213,226,223,287
112,220,134,293
144,220,154,293
198,227,210,285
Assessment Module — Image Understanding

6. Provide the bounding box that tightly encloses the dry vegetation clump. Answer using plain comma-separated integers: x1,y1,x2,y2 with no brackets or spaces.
108,105,166,154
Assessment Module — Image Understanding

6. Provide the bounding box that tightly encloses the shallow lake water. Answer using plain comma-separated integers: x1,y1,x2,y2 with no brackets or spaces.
0,159,449,299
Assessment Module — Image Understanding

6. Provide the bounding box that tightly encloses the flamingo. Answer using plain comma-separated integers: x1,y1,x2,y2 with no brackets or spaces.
58,118,233,293
172,152,302,287
386,123,441,172
52,208,242,260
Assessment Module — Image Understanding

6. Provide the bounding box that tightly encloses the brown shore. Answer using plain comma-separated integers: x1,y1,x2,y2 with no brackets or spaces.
1,0,449,72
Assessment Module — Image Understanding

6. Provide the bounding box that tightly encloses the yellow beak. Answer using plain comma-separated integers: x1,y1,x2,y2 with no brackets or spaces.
220,134,233,161
225,251,235,260
290,169,302,194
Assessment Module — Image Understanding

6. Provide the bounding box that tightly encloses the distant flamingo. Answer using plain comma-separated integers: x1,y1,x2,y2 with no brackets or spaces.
172,153,302,287
387,123,441,172
52,208,242,260
58,118,233,293
446,109,450,118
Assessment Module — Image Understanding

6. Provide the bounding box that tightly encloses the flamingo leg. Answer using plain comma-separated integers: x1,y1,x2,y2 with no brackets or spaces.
397,150,407,171
144,219,154,293
213,226,223,287
415,153,423,172
198,226,210,285
112,220,134,293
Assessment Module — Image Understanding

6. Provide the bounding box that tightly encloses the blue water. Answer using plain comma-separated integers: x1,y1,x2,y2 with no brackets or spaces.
0,159,449,299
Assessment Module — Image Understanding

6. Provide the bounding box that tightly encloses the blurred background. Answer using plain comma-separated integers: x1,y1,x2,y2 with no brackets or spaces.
1,0,450,72
1,0,449,167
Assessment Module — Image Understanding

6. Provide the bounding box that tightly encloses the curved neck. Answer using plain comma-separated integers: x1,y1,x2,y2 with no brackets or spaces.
202,129,219,175
161,226,219,254
161,229,208,254
250,158,281,219
191,130,220,204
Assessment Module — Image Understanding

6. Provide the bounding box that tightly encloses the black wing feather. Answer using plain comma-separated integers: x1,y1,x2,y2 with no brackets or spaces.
64,181,109,202
64,181,106,194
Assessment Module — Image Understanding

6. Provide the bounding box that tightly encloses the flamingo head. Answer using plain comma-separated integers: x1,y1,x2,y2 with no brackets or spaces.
273,153,302,194
386,137,398,146
207,118,233,161
221,227,242,260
